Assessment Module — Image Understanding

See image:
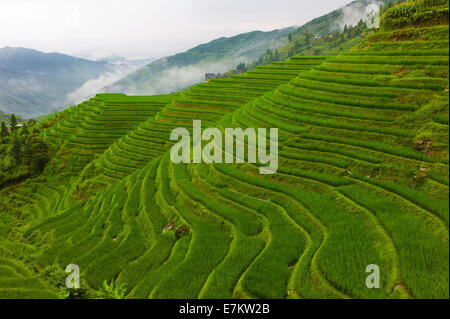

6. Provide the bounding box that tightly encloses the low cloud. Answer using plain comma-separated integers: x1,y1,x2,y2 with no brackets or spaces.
104,36,287,96
65,65,140,104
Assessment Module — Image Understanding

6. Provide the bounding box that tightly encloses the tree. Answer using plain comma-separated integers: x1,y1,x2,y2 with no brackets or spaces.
23,138,33,166
358,19,365,28
10,137,22,163
10,114,17,132
0,122,8,138
288,34,293,42
305,32,313,40
236,63,246,72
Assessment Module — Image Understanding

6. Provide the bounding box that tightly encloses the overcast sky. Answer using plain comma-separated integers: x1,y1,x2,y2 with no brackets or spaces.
0,0,353,59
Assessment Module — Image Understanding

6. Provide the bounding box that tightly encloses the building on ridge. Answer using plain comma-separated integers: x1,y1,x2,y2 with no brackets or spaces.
205,73,228,82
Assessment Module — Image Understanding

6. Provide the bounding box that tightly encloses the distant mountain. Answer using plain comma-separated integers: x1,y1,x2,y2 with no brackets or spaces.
289,0,402,36
103,27,295,95
0,47,114,118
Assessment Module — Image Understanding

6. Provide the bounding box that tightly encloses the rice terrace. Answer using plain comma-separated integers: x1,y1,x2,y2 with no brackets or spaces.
0,0,448,301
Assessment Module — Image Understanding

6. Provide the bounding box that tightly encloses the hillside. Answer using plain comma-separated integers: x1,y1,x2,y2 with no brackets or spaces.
103,28,294,95
0,47,114,118
0,0,448,300
104,0,396,96
290,0,404,36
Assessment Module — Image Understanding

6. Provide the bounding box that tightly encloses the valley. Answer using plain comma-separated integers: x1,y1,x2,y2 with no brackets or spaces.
0,0,448,300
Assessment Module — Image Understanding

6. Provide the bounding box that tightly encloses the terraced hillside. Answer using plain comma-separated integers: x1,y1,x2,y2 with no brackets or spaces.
0,0,448,299
74,56,327,190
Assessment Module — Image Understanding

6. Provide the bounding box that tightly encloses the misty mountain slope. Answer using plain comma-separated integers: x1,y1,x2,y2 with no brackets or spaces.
104,0,397,96
0,110,24,123
103,28,294,95
291,0,402,36
0,47,114,118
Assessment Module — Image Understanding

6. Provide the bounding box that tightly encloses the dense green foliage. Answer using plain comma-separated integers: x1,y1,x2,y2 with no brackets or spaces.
287,0,405,36
0,111,23,124
0,47,114,118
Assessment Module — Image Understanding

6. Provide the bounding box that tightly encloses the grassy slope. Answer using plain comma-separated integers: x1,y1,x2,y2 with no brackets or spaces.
104,0,396,96
0,47,114,118
0,0,448,299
